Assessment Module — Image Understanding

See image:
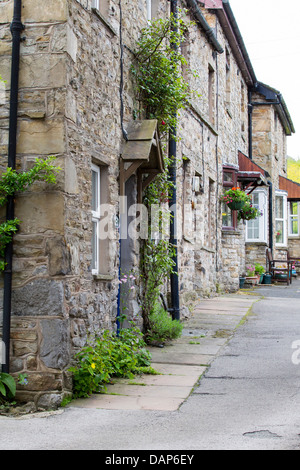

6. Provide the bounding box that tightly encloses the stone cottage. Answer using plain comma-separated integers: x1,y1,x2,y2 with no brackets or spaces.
0,0,298,407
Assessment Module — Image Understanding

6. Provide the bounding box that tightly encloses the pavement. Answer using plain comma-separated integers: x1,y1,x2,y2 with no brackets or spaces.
69,289,260,412
1,280,300,450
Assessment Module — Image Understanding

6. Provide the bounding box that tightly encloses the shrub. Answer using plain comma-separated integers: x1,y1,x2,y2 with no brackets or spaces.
69,324,156,399
255,263,265,275
147,302,183,344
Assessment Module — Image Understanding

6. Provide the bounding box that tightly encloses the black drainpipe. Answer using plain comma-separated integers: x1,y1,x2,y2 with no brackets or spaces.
2,0,24,373
268,181,273,254
168,0,180,321
248,90,253,160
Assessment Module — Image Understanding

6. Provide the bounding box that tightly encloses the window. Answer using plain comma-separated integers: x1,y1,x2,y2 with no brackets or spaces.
225,48,231,108
92,0,109,17
146,0,151,20
208,65,215,124
92,164,101,274
246,190,268,243
146,0,158,20
275,191,287,246
288,201,299,237
222,167,237,230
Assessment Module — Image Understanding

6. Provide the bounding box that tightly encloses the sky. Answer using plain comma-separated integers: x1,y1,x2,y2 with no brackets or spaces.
228,0,300,160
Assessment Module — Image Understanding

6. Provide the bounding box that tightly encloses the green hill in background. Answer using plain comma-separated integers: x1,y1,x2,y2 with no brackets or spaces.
287,157,300,183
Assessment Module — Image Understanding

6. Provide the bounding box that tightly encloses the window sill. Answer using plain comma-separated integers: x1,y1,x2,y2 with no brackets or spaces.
92,8,117,35
93,274,115,281
222,229,242,236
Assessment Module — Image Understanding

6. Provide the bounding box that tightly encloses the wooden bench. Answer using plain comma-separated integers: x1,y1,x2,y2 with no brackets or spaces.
266,248,293,286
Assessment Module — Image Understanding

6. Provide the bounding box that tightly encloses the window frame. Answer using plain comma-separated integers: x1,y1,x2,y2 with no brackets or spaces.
245,189,268,243
146,0,152,20
275,190,288,247
92,164,101,275
222,166,238,231
288,201,300,237
92,0,100,10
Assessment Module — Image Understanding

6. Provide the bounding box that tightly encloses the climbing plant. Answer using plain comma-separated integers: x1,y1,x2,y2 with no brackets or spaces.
131,11,197,336
131,10,197,138
139,156,176,334
0,156,61,271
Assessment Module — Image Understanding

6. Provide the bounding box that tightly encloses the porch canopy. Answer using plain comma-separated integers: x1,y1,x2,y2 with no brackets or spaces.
120,119,164,202
279,175,300,201
237,151,268,193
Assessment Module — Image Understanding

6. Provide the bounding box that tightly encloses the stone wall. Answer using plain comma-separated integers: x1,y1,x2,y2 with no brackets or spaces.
251,90,290,261
0,0,294,406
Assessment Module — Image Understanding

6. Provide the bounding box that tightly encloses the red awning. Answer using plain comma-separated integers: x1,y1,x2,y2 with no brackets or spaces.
279,175,300,201
237,151,268,191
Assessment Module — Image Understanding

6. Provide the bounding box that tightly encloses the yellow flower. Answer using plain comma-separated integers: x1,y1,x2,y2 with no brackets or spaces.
91,363,96,369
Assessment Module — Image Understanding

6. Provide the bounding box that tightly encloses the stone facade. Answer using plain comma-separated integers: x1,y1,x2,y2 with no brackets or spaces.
0,0,297,407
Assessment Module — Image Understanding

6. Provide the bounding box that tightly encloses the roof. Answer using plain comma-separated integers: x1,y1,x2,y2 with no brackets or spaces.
279,175,300,200
253,82,295,136
237,151,268,188
200,0,257,86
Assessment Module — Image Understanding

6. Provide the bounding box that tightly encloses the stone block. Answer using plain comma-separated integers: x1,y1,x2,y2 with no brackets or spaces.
0,0,13,24
20,54,65,89
15,192,64,235
12,278,65,316
46,236,71,276
40,318,70,369
22,0,68,23
13,340,38,356
19,372,62,391
17,118,65,155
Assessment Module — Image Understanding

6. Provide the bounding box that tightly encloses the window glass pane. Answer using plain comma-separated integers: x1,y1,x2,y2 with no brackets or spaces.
247,217,259,240
291,218,298,234
92,170,98,212
92,220,98,271
290,202,298,215
222,203,232,227
276,196,283,219
223,172,233,184
275,220,284,243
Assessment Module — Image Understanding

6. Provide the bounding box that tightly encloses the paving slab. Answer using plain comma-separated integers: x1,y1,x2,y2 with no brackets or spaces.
69,293,259,412
103,383,192,398
71,395,184,411
150,363,207,376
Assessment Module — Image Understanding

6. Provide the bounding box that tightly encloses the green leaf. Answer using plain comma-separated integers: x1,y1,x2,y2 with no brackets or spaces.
0,372,16,397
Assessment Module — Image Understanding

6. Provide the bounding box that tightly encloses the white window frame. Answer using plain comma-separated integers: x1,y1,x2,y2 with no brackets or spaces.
92,164,101,275
92,0,100,10
245,189,268,243
146,0,152,21
288,201,300,237
275,190,288,247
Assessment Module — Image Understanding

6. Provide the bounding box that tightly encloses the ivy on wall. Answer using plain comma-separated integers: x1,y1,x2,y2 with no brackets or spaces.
0,156,61,271
131,11,196,334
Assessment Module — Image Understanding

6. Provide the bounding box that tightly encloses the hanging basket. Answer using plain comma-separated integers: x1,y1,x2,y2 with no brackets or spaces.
227,200,245,211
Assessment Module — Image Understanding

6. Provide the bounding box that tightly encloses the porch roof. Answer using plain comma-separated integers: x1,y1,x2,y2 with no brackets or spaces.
120,119,164,200
279,175,300,201
237,151,268,192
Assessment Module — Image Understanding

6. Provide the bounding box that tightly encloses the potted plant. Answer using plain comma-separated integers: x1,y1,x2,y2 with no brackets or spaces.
239,272,246,289
246,264,255,277
255,263,265,283
220,187,251,211
238,201,262,221
275,230,282,242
